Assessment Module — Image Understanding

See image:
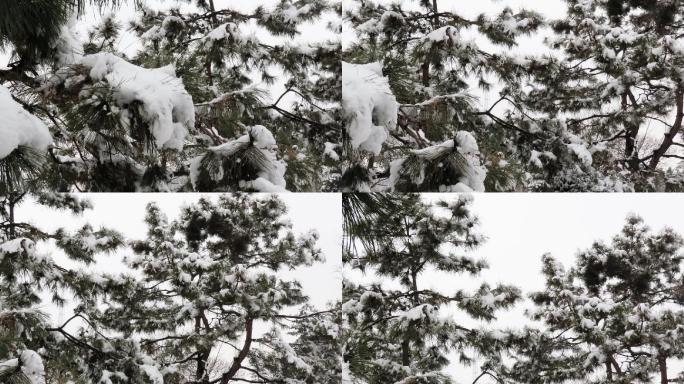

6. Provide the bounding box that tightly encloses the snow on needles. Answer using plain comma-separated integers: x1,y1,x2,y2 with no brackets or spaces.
54,19,83,66
389,131,487,192
77,53,195,150
0,85,52,160
0,238,36,258
0,350,46,384
189,125,288,192
342,61,398,155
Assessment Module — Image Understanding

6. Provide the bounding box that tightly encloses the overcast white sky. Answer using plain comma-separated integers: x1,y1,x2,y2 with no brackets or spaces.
345,193,684,382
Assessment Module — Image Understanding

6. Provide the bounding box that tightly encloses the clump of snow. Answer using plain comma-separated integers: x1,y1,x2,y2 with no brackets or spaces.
272,332,312,372
529,150,556,168
139,364,164,384
342,61,398,155
342,299,362,314
424,26,459,43
280,3,313,23
53,20,83,66
567,142,593,167
56,53,195,150
0,85,52,160
189,125,287,192
342,361,354,384
323,142,340,161
239,177,287,192
99,370,129,383
202,22,241,42
389,131,487,192
19,350,45,384
396,304,439,325
249,124,277,148
356,19,380,34
0,238,36,259
357,11,405,34
142,15,184,41
584,347,605,367
479,292,507,309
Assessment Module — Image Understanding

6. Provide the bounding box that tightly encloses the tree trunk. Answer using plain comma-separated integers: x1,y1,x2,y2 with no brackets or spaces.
432,0,439,28
8,197,15,239
606,360,612,381
610,356,622,376
195,315,208,383
621,90,640,171
658,353,668,384
402,267,419,367
421,0,439,92
221,317,254,384
649,89,683,169
421,60,430,87
401,338,410,366
205,0,218,86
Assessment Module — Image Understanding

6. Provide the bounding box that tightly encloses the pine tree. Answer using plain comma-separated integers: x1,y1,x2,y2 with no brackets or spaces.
513,0,684,191
0,1,129,192
508,215,684,384
248,303,342,384
0,192,125,384
128,0,340,192
85,194,332,383
342,194,521,383
341,0,546,192
2,1,340,192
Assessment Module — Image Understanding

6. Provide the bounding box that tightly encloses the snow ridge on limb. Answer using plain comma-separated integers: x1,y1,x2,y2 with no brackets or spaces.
47,52,195,151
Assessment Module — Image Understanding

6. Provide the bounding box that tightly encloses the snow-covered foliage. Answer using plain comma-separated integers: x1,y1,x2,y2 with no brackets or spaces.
0,350,45,384
189,125,288,192
388,131,487,192
0,85,52,160
0,192,127,383
1,0,339,192
342,194,520,383
342,0,545,191
0,193,339,383
78,194,337,383
129,0,340,192
508,215,684,384
341,0,684,191
77,52,194,150
342,61,398,155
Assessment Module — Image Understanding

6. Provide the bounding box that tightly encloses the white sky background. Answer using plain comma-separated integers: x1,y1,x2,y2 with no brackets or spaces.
14,193,342,354
344,193,684,383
